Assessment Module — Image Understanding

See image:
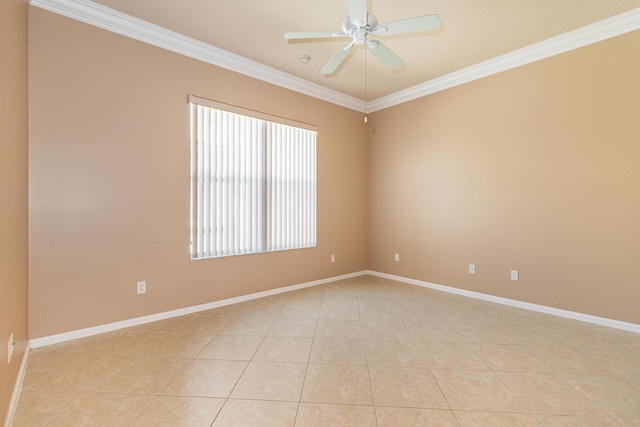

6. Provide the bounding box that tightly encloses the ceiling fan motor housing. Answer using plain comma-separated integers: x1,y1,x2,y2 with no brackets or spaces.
342,14,378,45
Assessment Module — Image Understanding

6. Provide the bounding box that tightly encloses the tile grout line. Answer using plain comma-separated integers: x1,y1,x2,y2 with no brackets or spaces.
380,276,456,417
356,281,380,427
292,287,323,426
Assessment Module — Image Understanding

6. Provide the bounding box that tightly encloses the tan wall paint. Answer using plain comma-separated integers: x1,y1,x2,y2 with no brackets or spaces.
27,5,640,341
0,0,30,421
28,9,368,338
368,31,640,324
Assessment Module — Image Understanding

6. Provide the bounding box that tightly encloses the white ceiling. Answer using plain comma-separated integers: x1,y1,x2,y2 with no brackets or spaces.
35,0,640,103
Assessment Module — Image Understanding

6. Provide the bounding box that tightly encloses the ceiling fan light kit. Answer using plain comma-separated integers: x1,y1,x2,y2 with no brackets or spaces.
284,0,441,75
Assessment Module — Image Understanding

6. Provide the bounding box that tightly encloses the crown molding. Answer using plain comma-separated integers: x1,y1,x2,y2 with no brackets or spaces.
368,7,640,112
30,0,638,113
29,0,366,112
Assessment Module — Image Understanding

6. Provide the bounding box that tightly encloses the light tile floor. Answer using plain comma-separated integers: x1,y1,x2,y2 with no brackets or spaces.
12,275,640,426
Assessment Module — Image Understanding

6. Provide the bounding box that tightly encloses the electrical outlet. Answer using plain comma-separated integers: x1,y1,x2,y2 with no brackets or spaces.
137,281,146,294
7,333,15,364
511,270,519,281
469,264,476,274
330,254,335,263
394,253,400,262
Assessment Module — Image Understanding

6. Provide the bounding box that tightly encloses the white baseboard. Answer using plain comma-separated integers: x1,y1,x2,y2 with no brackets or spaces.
29,271,369,349
367,270,640,334
3,342,31,427
29,269,638,350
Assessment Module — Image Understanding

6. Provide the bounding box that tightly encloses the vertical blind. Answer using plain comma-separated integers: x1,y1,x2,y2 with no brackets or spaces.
189,96,317,259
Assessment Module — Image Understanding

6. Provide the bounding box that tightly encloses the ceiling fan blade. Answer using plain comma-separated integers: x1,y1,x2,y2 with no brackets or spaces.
284,31,346,40
367,40,404,70
376,14,441,36
347,0,368,27
321,43,353,75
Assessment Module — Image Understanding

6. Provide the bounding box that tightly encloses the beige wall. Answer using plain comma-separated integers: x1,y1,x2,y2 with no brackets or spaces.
368,31,640,324
28,9,368,338
0,0,30,421
27,5,640,342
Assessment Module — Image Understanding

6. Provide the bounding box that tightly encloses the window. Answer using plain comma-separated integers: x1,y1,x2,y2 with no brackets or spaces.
189,95,317,259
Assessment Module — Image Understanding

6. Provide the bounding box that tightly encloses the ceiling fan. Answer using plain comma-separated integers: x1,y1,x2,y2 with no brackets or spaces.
284,0,441,75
